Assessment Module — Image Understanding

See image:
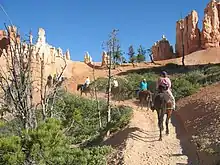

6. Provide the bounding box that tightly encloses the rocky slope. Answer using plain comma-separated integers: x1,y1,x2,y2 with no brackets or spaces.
177,82,220,165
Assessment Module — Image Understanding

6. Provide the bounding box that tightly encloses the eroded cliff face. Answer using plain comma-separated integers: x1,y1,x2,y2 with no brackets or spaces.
201,0,220,48
175,10,201,58
152,0,220,61
152,36,174,61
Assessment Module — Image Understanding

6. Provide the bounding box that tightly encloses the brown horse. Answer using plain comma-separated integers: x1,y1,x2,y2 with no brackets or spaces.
77,84,94,97
111,86,124,102
47,75,67,88
106,86,131,102
153,90,173,141
138,90,152,110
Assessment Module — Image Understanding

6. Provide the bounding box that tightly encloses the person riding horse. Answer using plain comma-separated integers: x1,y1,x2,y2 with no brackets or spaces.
136,78,148,99
112,77,119,88
82,77,90,91
153,71,175,111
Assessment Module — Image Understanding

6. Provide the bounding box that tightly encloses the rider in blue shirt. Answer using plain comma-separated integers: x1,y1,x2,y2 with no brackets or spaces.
140,79,148,91
136,79,148,99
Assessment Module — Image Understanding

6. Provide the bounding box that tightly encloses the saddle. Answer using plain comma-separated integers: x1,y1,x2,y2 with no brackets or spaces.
82,84,89,91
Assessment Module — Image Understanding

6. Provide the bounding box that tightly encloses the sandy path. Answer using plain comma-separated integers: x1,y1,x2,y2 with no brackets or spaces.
110,99,189,165
82,93,189,164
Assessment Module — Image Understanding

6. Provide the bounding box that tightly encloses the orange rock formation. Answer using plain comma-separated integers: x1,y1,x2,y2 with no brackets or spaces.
152,0,220,61
175,10,201,58
201,0,220,48
152,35,174,61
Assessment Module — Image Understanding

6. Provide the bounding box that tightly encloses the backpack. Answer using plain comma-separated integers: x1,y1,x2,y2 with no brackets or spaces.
159,78,169,91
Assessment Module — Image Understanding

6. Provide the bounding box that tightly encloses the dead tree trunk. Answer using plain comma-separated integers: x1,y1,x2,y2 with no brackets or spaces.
106,50,112,136
105,29,119,137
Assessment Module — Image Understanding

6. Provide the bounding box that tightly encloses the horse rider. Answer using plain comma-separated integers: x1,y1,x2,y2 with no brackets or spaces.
137,78,148,99
154,71,175,110
83,77,90,90
47,74,53,87
53,73,57,84
112,77,119,88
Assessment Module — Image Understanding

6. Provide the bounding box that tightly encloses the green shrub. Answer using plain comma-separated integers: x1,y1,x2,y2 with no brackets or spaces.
182,70,205,84
109,105,133,132
53,94,106,143
0,118,112,165
91,77,108,92
172,77,200,100
53,93,133,144
0,135,24,165
203,65,220,75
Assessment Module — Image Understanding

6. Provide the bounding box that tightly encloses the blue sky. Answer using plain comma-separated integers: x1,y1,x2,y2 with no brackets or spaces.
0,0,209,62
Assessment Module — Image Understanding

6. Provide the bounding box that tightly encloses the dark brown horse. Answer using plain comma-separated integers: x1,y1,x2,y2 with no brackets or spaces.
106,86,131,102
77,84,94,97
47,75,67,88
111,86,124,102
138,90,152,110
153,90,173,141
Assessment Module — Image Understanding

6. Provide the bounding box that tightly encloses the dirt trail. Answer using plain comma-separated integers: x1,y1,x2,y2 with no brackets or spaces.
81,93,190,164
110,99,189,165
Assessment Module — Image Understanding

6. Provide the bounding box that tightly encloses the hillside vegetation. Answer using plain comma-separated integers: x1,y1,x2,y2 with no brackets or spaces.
93,63,220,101
0,91,132,165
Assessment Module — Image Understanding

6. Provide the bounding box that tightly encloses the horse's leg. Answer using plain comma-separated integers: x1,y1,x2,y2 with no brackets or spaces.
165,114,169,135
159,110,165,141
118,94,121,103
92,90,95,98
146,95,150,110
157,110,160,128
140,98,143,110
148,96,151,110
157,109,164,131
166,110,172,135
157,110,162,141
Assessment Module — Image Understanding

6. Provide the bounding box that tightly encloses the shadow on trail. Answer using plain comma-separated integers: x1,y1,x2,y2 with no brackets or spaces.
171,111,198,165
103,126,159,148
103,127,140,148
129,132,158,143
103,127,140,164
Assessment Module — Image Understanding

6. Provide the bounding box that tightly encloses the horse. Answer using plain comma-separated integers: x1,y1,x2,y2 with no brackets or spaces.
106,86,132,102
77,84,94,97
111,86,124,102
138,90,152,110
47,75,67,88
153,88,173,141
